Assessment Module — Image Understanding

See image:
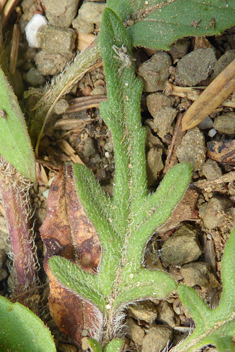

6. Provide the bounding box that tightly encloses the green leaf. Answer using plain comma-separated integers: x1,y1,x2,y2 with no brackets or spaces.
48,7,191,348
104,339,124,352
49,256,107,313
108,0,235,49
0,68,36,182
174,227,235,352
0,295,56,352
88,338,103,352
114,269,176,309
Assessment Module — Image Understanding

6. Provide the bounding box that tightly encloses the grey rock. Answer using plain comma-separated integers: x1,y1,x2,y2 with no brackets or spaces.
161,224,202,266
53,99,69,115
138,52,172,92
151,106,177,138
176,48,217,86
158,301,176,328
42,0,80,28
142,325,172,352
25,67,46,86
83,137,97,157
213,112,235,135
200,159,222,180
72,2,106,33
126,318,145,346
198,116,214,130
211,50,235,80
147,92,173,117
37,25,76,53
128,301,158,325
146,147,164,186
200,197,225,230
168,37,191,61
35,50,74,76
176,127,206,171
180,262,219,288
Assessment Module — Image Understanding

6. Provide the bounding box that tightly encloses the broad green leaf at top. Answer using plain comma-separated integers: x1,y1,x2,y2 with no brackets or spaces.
0,68,36,182
108,0,235,49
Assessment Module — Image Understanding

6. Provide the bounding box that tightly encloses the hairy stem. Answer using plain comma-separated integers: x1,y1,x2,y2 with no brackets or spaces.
0,156,39,302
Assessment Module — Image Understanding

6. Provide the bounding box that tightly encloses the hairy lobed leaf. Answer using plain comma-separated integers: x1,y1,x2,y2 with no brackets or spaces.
47,7,191,348
173,227,235,352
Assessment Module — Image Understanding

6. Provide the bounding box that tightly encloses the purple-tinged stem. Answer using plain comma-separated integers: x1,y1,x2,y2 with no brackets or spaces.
0,156,39,301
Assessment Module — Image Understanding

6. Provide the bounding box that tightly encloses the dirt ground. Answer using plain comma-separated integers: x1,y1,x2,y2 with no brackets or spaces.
1,1,235,351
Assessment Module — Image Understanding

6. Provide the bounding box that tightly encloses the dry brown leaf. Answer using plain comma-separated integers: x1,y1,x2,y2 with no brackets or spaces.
40,164,102,346
182,58,235,131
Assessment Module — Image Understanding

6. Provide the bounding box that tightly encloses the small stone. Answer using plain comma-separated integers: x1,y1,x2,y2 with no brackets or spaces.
168,37,191,61
199,197,225,230
42,0,80,28
198,116,213,130
37,25,76,53
180,262,215,288
72,2,106,33
35,51,75,76
161,224,202,266
25,67,46,86
200,159,222,180
128,301,158,324
213,112,235,135
142,325,172,352
0,250,7,268
211,50,235,80
53,99,69,115
83,137,97,157
151,106,177,138
138,52,172,92
176,127,206,172
90,85,106,96
158,301,176,328
146,147,164,186
126,318,145,346
176,48,217,86
0,268,8,281
147,93,173,117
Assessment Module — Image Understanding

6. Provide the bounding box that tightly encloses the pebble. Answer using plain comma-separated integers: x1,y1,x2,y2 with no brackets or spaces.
210,50,235,80
198,116,213,130
213,112,235,135
146,92,173,116
53,99,69,115
146,147,164,185
161,224,202,266
83,137,97,157
138,52,172,92
176,48,217,86
199,197,225,230
199,159,222,180
35,51,75,76
42,0,80,28
142,324,172,352
168,37,191,61
72,2,106,33
176,127,206,171
25,67,46,86
150,106,177,138
180,262,219,288
157,301,176,328
37,26,76,53
208,128,217,138
128,301,158,325
126,318,145,346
